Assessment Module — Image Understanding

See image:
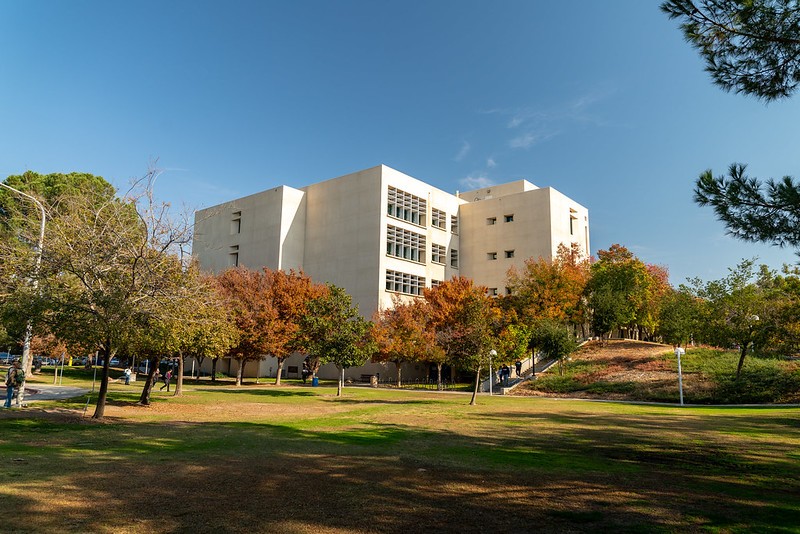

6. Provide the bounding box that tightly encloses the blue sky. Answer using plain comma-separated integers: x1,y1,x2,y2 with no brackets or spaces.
2,0,798,284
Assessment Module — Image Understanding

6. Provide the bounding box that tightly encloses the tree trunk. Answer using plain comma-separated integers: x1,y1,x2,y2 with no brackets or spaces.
735,342,749,380
211,358,218,383
436,363,443,391
470,366,481,405
195,356,205,383
236,357,245,386
138,357,161,405
337,366,344,397
174,351,184,397
395,360,402,388
92,342,112,419
275,357,285,386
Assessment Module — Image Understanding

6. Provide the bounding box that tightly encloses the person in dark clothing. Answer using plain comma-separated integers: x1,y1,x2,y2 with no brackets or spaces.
160,369,172,391
501,364,510,385
515,360,522,377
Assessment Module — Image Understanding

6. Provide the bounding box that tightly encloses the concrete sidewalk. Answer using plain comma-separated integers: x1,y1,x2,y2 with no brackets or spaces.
19,384,90,403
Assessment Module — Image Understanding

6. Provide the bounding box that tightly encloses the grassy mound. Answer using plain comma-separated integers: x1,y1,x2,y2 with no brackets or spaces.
517,340,800,404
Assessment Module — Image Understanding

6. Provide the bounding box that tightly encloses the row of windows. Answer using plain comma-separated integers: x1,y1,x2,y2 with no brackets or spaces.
387,187,458,233
486,214,514,225
487,250,515,260
385,270,426,296
386,225,426,263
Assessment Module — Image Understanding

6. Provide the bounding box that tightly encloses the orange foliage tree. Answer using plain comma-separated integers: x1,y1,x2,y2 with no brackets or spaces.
372,295,428,387
506,243,590,335
424,276,498,405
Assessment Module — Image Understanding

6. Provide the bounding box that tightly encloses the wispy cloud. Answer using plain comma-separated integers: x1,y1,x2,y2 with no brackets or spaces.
509,131,557,150
459,173,495,190
454,140,471,161
486,157,496,168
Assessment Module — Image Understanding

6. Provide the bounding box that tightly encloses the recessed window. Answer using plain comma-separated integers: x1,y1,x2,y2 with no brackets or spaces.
504,214,514,223
387,186,427,226
431,208,447,230
488,288,498,297
386,225,426,263
505,287,512,295
450,215,459,234
569,209,578,235
432,244,446,265
229,245,239,267
505,250,515,258
487,252,497,260
486,217,496,225
385,270,426,296
231,211,242,234
450,249,459,268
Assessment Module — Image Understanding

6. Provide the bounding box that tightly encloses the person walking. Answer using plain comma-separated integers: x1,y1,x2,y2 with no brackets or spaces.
5,359,22,408
515,360,522,377
160,369,172,391
124,367,132,385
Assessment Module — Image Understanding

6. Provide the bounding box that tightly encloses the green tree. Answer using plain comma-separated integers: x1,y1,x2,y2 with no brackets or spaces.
299,284,375,397
695,164,800,250
529,319,578,376
587,245,657,341
689,259,777,379
657,288,704,347
23,168,194,418
662,1,800,251
661,0,800,101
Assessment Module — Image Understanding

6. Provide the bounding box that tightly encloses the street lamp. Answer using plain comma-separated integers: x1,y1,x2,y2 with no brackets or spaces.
0,182,46,406
488,349,497,396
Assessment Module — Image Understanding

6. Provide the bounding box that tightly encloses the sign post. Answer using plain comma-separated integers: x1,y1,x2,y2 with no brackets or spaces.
674,346,685,406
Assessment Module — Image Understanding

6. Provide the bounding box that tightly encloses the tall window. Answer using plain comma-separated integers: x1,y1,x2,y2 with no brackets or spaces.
450,249,459,268
388,186,427,226
431,208,446,230
432,244,446,264
231,211,242,234
229,245,239,267
386,225,426,263
385,270,426,296
451,215,459,234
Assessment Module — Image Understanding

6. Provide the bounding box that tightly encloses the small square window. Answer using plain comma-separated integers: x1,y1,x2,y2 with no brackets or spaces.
505,250,515,258
486,217,496,225
487,252,497,260
504,214,514,223
488,288,498,297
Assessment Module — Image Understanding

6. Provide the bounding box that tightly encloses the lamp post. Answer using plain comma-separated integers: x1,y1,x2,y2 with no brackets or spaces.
0,182,46,406
488,349,497,396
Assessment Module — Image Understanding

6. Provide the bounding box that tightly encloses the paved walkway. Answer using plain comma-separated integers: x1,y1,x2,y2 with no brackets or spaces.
19,384,90,403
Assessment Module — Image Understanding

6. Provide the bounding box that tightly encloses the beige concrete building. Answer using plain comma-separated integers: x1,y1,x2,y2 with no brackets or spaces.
192,164,589,381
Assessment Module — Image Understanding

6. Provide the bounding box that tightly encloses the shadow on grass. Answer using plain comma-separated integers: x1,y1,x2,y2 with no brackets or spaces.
0,408,798,533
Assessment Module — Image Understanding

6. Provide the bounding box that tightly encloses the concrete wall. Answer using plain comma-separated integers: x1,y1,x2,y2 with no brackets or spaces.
193,185,306,273
460,185,589,294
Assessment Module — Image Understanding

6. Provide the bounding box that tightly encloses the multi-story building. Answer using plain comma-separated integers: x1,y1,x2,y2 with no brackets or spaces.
192,164,589,380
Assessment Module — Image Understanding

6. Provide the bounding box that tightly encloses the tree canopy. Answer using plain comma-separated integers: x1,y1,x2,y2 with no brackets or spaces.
661,0,800,101
662,1,800,252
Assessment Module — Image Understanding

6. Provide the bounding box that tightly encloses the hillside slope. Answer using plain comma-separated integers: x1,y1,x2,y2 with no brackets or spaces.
514,340,800,404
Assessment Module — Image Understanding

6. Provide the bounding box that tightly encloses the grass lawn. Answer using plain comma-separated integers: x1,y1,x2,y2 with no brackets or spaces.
1,372,799,533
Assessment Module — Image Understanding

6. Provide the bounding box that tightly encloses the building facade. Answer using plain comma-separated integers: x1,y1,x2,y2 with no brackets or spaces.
192,164,589,380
